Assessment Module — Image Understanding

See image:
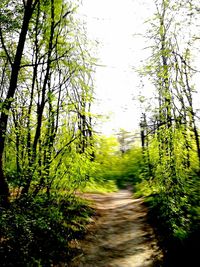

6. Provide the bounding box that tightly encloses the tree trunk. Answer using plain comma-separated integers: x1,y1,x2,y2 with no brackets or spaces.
21,0,55,195
0,0,37,207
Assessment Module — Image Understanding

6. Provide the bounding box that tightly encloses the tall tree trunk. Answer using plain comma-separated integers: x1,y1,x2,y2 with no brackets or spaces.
21,0,55,195
0,0,38,207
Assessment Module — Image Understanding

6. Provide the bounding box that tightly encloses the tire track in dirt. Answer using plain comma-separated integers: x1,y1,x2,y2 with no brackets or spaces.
70,190,163,267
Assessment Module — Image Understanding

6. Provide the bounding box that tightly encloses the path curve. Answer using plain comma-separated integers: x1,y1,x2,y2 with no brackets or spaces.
70,190,163,267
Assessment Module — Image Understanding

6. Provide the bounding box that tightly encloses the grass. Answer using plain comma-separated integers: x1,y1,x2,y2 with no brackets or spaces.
81,179,118,193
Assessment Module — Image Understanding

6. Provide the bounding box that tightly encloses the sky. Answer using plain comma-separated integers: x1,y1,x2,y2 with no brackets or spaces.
78,0,155,135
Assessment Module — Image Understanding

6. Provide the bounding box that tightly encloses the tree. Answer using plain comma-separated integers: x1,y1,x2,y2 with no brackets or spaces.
0,0,96,205
0,0,39,207
138,0,200,249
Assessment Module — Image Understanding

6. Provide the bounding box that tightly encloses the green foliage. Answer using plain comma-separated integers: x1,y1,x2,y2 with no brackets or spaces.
92,135,144,189
137,128,200,238
0,0,97,262
115,148,144,188
134,127,200,267
137,3,200,264
0,0,96,198
0,193,93,266
94,135,120,180
145,178,200,266
82,178,117,193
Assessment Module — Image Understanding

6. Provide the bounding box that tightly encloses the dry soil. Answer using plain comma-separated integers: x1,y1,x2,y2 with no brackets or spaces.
70,190,163,267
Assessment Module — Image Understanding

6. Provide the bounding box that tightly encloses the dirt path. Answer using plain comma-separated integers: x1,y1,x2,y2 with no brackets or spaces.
70,190,163,267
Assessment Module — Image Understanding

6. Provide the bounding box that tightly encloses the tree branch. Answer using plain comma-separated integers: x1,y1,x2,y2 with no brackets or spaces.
0,27,13,65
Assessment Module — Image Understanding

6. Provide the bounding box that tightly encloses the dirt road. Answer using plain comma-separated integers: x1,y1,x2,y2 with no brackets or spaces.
70,190,163,267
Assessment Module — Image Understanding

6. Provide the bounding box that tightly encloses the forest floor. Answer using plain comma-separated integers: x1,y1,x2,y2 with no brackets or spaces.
69,190,163,267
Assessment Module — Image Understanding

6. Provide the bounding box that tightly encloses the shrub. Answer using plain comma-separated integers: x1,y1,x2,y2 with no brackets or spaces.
0,194,93,266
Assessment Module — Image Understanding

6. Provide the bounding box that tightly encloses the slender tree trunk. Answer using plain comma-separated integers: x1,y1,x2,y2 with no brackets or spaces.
0,0,37,206
184,68,200,167
21,0,55,195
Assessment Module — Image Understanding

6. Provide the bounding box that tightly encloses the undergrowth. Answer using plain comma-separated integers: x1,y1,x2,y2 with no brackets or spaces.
0,193,94,266
82,179,118,193
138,182,200,267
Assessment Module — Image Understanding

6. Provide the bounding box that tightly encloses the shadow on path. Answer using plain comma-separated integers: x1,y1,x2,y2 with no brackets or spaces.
70,190,163,267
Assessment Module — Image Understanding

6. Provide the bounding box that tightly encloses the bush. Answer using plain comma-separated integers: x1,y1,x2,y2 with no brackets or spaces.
0,193,93,266
146,189,200,267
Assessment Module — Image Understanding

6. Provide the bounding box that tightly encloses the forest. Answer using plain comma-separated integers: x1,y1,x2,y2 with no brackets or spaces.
0,0,199,266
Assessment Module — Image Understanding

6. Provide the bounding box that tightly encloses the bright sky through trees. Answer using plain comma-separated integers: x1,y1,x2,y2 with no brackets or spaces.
78,0,154,135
